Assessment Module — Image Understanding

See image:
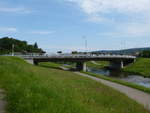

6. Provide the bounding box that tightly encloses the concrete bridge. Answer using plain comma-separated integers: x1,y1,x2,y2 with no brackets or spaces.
32,54,136,71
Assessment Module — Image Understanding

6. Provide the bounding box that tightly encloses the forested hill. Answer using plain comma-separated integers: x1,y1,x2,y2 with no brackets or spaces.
0,37,45,54
95,47,150,55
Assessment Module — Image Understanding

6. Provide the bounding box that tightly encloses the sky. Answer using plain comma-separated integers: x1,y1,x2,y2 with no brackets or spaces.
0,0,150,53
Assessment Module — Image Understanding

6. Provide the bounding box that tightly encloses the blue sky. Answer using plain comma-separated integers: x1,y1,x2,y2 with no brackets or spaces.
0,0,150,52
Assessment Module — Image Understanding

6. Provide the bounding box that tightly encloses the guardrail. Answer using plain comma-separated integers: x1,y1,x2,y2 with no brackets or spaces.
1,54,136,59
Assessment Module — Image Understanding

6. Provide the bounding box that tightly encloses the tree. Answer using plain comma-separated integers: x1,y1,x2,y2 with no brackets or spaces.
57,51,62,54
139,50,150,58
72,51,78,54
34,42,38,49
0,37,45,54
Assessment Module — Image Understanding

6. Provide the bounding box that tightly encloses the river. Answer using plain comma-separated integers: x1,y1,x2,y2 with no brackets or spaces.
88,68,150,88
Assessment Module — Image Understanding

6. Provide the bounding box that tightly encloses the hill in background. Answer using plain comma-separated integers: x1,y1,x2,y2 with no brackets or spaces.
0,37,45,55
94,47,150,55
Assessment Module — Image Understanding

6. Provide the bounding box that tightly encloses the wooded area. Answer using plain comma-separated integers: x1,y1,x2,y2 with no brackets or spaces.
0,37,45,55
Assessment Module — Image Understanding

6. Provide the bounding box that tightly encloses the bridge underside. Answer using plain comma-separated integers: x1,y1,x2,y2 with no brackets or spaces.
33,57,135,71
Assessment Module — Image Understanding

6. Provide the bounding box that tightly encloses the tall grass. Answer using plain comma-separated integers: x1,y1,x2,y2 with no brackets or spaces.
0,57,149,113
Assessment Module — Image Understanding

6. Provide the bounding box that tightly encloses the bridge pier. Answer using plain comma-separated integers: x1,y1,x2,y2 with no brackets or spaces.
110,61,124,69
76,62,87,71
120,61,124,69
33,60,39,65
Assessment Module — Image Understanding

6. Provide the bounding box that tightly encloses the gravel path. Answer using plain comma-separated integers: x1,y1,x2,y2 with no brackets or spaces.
26,59,33,64
74,72,150,111
91,61,101,65
0,89,6,113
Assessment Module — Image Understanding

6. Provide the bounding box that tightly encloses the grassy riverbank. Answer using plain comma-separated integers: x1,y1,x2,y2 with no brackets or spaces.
40,62,150,93
0,57,149,113
124,58,150,77
41,61,150,94
82,71,150,94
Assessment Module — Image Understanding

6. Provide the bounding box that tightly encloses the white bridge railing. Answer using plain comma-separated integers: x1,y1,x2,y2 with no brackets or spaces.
1,54,136,59
45,54,136,59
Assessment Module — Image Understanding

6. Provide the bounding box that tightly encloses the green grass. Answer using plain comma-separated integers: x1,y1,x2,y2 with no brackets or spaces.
82,71,150,94
0,56,149,113
39,62,62,69
40,62,76,69
124,58,150,77
86,61,109,69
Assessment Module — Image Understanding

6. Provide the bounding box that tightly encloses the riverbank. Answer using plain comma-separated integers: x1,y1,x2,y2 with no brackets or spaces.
75,72,150,110
86,58,150,78
83,71,150,93
58,63,150,110
123,58,150,78
40,61,150,93
1,57,149,113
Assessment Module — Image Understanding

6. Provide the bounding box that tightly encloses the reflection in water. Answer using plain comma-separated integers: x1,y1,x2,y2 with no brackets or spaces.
88,68,150,88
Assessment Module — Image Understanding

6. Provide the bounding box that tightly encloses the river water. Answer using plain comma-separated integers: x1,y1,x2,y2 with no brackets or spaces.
88,68,150,88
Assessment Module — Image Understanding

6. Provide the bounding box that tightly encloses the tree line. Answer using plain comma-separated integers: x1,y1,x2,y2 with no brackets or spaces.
139,50,150,58
0,37,45,55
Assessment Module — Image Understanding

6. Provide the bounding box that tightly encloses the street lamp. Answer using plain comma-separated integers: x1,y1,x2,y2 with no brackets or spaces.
12,44,14,56
82,36,87,53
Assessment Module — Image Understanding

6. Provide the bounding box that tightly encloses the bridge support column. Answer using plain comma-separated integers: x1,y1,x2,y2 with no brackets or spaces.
110,61,124,69
120,61,124,69
83,62,87,72
134,59,136,63
76,62,87,71
33,60,39,65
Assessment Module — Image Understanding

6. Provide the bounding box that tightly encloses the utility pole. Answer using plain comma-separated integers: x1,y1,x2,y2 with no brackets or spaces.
82,36,87,53
12,44,14,56
85,39,87,52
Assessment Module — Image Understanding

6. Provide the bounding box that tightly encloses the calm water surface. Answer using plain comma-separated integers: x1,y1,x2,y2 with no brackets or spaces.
88,68,150,88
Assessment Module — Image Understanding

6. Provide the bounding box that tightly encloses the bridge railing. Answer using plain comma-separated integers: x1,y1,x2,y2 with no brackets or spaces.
1,54,136,59
45,54,136,59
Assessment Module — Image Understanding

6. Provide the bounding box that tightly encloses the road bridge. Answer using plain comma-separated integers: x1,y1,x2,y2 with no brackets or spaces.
32,54,136,71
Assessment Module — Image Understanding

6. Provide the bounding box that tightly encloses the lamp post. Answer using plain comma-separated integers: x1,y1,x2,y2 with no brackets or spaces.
12,44,14,56
82,36,87,53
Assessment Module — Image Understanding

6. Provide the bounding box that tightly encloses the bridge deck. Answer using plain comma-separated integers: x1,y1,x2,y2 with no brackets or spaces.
33,55,136,62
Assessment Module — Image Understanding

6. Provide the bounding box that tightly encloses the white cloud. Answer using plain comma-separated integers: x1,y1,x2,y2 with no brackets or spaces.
0,7,31,14
31,31,55,35
99,22,150,38
120,23,150,37
67,0,150,14
0,27,18,33
86,15,107,22
67,0,150,38
67,0,150,22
